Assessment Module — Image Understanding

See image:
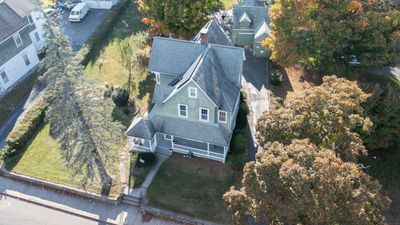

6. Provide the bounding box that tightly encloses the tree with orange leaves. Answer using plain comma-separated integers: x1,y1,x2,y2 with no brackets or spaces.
264,0,400,73
136,0,221,39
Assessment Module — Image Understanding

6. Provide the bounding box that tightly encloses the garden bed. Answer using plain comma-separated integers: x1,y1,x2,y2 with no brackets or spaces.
147,155,242,224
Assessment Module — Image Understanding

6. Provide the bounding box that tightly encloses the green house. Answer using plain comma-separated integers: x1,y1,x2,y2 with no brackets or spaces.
232,0,271,58
126,20,245,163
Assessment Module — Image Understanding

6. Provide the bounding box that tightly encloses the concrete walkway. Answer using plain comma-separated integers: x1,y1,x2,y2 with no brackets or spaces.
128,153,170,200
0,81,46,149
241,50,270,161
0,176,177,225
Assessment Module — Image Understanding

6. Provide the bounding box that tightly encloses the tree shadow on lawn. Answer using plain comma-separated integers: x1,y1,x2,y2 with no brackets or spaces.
136,72,155,112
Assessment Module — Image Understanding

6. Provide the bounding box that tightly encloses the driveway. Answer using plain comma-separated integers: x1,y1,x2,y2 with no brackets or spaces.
59,9,109,52
241,50,270,161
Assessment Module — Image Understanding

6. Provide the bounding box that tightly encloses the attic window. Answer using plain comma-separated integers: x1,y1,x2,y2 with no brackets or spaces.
188,87,197,98
13,33,23,48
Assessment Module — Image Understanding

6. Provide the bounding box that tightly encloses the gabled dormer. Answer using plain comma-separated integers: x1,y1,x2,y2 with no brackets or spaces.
239,12,251,29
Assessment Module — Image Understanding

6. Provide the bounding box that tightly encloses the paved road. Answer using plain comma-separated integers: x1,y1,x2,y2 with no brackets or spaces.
241,50,270,161
0,177,177,225
59,9,109,52
0,197,96,225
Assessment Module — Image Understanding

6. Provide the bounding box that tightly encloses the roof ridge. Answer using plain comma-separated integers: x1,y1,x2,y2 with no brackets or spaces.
153,36,200,45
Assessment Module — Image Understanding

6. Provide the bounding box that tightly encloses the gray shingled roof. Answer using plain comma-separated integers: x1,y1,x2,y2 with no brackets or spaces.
192,19,233,46
233,0,270,30
150,37,244,112
5,0,40,17
149,37,206,76
0,2,27,42
126,117,155,139
150,115,232,146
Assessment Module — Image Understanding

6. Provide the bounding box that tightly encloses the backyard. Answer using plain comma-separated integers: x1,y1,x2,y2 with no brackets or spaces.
147,155,242,224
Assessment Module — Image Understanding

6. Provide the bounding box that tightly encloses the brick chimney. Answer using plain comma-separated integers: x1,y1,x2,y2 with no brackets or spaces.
200,28,208,45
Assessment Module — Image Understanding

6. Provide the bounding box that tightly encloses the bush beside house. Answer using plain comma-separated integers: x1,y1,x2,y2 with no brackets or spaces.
1,101,47,161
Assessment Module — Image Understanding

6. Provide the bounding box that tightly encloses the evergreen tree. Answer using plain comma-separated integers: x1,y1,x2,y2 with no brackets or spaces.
41,21,124,195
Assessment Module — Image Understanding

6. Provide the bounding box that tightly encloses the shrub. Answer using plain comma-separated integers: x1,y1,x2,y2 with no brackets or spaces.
137,152,156,167
111,88,129,106
270,69,283,86
230,134,246,154
1,101,47,160
227,154,246,171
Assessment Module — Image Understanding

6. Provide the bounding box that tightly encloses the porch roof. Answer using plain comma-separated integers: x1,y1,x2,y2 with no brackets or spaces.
126,117,155,139
150,115,232,146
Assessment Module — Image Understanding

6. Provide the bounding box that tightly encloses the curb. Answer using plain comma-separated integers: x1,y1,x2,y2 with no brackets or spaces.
2,190,120,225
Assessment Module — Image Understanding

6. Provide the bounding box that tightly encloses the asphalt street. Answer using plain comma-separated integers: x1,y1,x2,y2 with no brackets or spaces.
0,197,96,225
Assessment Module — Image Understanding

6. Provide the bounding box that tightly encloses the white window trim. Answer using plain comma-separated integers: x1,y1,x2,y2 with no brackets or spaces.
164,134,172,140
22,53,30,66
218,110,227,123
155,72,160,84
199,108,209,122
1,69,9,83
178,104,188,118
13,33,23,48
188,87,197,98
27,15,33,25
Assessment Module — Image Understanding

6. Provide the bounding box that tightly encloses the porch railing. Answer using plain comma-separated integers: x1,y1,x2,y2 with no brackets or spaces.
173,144,225,162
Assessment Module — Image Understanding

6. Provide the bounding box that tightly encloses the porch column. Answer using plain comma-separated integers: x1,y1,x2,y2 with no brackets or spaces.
207,143,210,156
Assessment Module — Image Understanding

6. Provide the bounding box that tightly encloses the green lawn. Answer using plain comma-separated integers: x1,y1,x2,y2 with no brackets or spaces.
84,0,154,115
0,71,40,125
147,155,242,224
6,124,122,196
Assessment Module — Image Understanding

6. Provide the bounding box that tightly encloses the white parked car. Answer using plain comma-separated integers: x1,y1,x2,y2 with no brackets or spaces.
68,3,89,22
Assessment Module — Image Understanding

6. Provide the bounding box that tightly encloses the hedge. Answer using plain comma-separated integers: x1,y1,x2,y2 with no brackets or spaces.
0,101,47,160
75,0,130,65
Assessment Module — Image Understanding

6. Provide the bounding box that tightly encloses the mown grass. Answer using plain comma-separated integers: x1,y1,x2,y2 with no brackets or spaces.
6,124,122,196
148,155,242,224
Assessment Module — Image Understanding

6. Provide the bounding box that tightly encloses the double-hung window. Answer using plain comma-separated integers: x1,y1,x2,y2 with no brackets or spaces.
27,15,33,25
218,110,227,123
199,108,209,122
188,87,197,98
34,32,40,42
1,70,9,83
13,33,23,48
178,104,188,118
23,54,30,66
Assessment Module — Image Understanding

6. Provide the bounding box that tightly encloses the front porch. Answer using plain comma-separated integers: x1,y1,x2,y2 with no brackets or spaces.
131,133,227,163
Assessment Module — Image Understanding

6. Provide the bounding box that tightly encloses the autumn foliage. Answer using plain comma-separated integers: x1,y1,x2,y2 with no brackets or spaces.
256,76,372,162
264,0,400,72
223,140,390,225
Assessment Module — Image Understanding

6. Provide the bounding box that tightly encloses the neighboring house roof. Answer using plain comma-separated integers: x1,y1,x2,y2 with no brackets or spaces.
150,115,232,146
254,21,271,41
193,19,233,46
239,12,251,23
232,0,270,30
0,2,27,42
149,37,207,76
5,0,40,17
151,37,244,112
126,117,155,139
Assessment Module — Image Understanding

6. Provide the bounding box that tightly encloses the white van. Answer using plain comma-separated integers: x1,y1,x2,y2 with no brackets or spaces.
68,3,89,22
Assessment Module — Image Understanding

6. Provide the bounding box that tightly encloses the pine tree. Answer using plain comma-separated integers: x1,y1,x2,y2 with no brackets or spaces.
41,20,124,195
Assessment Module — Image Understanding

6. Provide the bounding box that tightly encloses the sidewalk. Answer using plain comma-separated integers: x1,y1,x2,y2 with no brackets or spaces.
0,176,177,225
